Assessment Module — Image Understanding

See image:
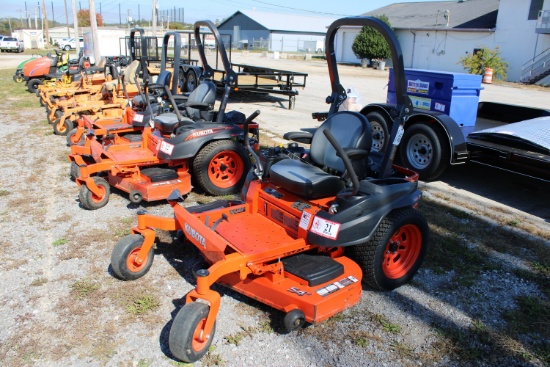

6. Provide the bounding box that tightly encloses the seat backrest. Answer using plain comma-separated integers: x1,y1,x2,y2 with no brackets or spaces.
185,80,217,121
156,70,172,88
310,111,372,178
122,60,140,85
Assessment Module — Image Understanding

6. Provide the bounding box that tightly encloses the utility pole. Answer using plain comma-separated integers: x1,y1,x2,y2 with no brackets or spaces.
64,0,70,38
119,3,121,25
42,0,49,47
26,3,31,28
51,1,55,24
152,0,157,36
88,0,101,64
72,0,79,55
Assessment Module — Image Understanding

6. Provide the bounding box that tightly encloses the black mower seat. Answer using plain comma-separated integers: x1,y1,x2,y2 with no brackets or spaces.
270,111,372,200
132,94,156,108
154,113,193,134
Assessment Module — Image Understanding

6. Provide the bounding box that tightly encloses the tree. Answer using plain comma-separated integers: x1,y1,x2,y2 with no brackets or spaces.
457,46,508,80
77,9,103,27
352,15,392,63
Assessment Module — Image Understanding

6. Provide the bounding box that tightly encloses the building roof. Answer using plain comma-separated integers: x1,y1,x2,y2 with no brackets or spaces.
220,10,337,33
364,0,499,30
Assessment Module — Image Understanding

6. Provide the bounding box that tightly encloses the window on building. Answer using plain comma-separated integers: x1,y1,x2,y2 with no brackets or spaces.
528,0,544,20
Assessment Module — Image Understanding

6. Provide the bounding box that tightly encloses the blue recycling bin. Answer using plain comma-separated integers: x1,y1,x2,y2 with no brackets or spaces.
387,68,483,133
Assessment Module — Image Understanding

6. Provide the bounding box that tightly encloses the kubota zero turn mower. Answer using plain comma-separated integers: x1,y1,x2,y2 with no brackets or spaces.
108,17,429,363
65,30,188,147
68,21,259,210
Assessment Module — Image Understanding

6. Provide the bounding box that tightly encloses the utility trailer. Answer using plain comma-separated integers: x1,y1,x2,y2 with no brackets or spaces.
356,68,550,182
171,30,308,109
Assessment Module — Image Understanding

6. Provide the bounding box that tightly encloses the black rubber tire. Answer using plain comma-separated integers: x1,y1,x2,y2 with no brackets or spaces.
283,309,306,333
178,68,186,93
13,74,24,83
27,78,42,93
78,176,111,210
192,140,250,196
39,97,45,107
66,128,85,146
169,302,216,363
185,69,197,92
399,122,450,181
110,234,154,280
365,111,391,153
48,109,62,124
69,162,80,181
128,190,143,204
347,208,429,291
53,117,74,136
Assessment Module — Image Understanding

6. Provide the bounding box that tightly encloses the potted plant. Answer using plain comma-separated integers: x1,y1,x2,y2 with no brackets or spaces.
352,15,392,70
457,46,508,81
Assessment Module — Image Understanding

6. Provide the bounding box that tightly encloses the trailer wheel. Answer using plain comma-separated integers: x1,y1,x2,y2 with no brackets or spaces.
193,140,250,196
53,117,74,136
79,177,110,210
169,302,216,363
110,234,154,280
185,69,197,92
284,309,306,333
27,78,42,93
348,208,428,291
69,162,80,181
399,122,450,181
365,111,391,153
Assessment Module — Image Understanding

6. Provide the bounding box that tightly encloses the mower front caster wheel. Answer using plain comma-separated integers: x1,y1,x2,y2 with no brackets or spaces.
169,302,216,363
128,190,143,204
53,117,74,136
66,128,85,146
284,309,306,333
111,234,154,280
79,177,110,210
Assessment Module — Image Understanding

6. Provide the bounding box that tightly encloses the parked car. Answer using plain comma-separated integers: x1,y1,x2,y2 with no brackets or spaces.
58,37,84,51
0,37,24,53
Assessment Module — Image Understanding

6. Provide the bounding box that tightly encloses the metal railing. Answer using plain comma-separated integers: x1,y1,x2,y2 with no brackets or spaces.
520,47,550,84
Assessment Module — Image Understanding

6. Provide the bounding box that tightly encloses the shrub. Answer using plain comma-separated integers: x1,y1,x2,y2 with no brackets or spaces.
457,46,508,80
352,15,392,62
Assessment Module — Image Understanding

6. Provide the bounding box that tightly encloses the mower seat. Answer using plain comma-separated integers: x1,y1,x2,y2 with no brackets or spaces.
182,80,216,121
269,111,372,200
154,113,194,134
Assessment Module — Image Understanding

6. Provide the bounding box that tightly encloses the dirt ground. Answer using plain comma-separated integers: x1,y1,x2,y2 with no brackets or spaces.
0,51,548,367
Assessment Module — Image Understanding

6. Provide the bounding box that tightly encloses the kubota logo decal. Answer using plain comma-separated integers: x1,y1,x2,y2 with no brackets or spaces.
185,129,214,141
185,223,205,248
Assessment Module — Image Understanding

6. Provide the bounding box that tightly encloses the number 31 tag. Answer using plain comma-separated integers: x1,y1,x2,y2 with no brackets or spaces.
310,217,340,239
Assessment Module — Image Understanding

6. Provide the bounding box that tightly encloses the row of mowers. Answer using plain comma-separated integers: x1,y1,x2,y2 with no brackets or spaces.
109,17,429,364
30,18,430,364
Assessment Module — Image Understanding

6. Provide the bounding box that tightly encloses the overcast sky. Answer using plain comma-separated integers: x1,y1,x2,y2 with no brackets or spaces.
3,0,444,26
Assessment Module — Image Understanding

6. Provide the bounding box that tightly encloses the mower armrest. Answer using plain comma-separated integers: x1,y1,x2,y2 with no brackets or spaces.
184,101,212,110
283,131,313,144
340,148,369,160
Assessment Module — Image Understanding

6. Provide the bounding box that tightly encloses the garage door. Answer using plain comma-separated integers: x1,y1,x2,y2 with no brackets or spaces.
341,31,360,63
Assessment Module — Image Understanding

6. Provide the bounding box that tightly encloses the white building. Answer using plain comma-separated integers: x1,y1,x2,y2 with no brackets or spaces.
334,0,550,83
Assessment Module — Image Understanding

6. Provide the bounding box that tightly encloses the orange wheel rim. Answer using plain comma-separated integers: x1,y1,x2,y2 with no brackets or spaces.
191,318,208,351
58,121,67,133
90,185,105,203
382,224,422,279
126,247,147,272
207,150,244,189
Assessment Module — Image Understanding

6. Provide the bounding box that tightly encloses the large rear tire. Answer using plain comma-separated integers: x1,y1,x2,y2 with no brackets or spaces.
348,208,429,291
192,140,250,196
169,302,216,363
399,122,450,181
110,234,154,280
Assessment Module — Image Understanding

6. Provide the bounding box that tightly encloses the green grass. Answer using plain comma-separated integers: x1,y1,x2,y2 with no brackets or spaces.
51,238,68,247
70,278,100,299
126,293,160,315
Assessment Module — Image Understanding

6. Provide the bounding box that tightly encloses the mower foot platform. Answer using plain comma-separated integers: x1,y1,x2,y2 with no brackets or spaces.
282,253,344,287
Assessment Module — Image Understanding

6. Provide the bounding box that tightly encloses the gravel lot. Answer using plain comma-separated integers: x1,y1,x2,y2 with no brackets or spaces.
0,52,548,367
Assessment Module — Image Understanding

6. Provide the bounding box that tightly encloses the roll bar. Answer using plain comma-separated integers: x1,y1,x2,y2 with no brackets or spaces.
160,31,182,95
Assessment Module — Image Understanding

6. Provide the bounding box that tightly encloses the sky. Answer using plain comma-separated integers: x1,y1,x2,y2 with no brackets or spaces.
1,0,444,26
